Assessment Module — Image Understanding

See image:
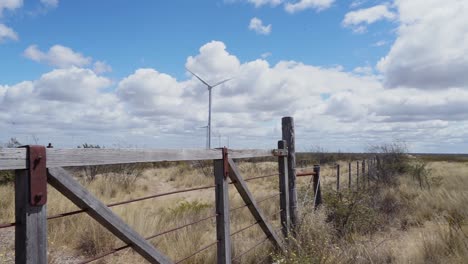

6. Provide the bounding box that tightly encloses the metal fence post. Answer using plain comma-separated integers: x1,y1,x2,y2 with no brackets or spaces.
277,140,290,238
282,117,297,230
15,145,48,264
214,148,231,264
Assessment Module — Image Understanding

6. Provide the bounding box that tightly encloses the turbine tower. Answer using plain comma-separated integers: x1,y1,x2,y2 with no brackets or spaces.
186,68,231,149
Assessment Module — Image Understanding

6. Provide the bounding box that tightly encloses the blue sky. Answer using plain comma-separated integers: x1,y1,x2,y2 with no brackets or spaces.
0,0,392,83
1,0,468,153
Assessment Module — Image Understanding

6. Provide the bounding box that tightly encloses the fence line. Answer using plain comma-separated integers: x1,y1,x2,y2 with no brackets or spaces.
0,116,382,264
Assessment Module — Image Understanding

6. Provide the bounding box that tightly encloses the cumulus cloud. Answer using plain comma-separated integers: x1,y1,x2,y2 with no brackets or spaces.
0,23,18,42
248,17,272,35
377,0,468,90
0,0,22,16
185,41,240,80
93,61,112,74
343,4,396,33
3,40,468,151
35,67,111,102
24,45,92,68
284,0,335,13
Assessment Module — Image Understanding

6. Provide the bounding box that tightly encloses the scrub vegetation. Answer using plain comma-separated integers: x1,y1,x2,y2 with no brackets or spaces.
0,143,467,263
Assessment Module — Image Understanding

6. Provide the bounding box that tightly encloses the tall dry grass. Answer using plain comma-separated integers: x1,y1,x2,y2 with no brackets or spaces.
0,160,284,263
276,160,468,264
1,159,467,263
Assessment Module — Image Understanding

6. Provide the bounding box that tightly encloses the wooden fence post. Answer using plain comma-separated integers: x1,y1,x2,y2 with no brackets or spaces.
356,161,360,190
278,140,290,238
336,164,340,191
214,148,231,264
367,159,371,185
348,162,352,189
313,165,322,208
362,160,366,188
15,146,47,264
282,117,298,230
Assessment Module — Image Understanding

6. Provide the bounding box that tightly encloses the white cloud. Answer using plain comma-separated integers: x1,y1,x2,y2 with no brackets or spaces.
343,4,396,32
350,0,367,9
284,0,335,13
248,17,272,35
117,69,186,117
93,61,112,74
3,40,468,152
0,23,18,42
24,45,92,68
353,66,374,76
0,0,22,16
35,67,111,102
377,0,468,89
185,41,240,80
372,40,387,47
261,52,272,59
247,0,282,7
40,0,58,7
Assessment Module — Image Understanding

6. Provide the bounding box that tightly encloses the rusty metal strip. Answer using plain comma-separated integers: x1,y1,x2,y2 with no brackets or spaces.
21,145,47,206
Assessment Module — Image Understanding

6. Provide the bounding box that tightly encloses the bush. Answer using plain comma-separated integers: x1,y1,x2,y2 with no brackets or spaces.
370,142,410,186
323,189,379,237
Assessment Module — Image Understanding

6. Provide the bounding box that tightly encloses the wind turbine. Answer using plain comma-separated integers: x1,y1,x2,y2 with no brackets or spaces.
186,68,231,149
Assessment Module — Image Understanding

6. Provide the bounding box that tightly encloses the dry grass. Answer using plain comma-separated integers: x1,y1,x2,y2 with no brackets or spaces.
1,159,467,263
277,160,468,264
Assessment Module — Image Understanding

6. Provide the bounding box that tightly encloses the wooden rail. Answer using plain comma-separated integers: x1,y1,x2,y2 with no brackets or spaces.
0,148,286,170
1,116,382,264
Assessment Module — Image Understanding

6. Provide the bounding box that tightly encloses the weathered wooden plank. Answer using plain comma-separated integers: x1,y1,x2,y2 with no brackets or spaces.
277,140,290,238
228,149,287,159
46,148,222,167
282,117,298,229
15,169,47,264
227,158,285,252
214,157,232,264
0,148,27,170
47,167,173,264
0,148,287,170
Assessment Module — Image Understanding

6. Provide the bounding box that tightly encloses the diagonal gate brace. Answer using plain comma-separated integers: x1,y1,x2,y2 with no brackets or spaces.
227,158,285,252
47,167,173,264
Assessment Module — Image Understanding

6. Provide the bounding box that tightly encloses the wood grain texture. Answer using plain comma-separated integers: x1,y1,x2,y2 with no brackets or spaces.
15,169,48,264
214,159,232,264
277,140,290,238
47,167,173,264
282,117,298,229
0,148,27,170
228,158,285,252
0,148,286,170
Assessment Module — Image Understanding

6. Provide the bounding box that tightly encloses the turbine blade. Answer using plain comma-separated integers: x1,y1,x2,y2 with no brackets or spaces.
211,78,231,89
186,67,212,87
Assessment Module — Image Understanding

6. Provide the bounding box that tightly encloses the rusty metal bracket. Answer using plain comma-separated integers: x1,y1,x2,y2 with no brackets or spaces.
20,145,47,206
222,147,229,179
